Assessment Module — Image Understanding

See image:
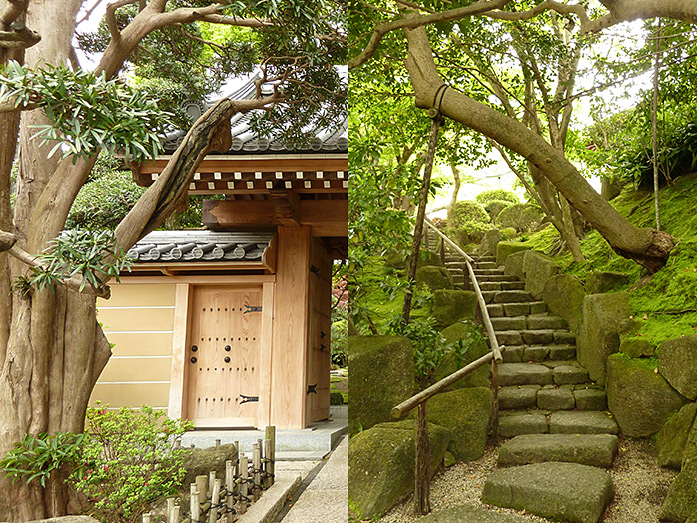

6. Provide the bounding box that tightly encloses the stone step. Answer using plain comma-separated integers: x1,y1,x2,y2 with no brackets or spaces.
480,281,526,291
498,362,588,386
473,268,505,275
474,274,516,282
486,301,547,317
476,261,498,269
483,290,535,304
499,384,606,411
416,504,531,522
494,330,578,347
502,344,576,363
499,410,619,437
490,315,567,331
497,434,619,468
482,462,614,523
477,255,497,262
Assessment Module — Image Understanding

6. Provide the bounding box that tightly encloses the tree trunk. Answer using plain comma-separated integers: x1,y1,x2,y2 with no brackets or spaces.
447,162,461,221
404,24,673,272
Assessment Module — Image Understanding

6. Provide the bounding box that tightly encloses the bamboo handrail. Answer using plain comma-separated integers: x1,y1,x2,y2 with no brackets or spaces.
391,350,495,419
423,218,503,363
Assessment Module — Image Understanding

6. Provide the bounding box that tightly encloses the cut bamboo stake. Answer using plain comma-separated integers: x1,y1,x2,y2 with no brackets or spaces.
240,454,249,513
142,512,152,523
253,441,262,500
171,505,180,523
264,425,276,488
166,498,175,522
216,438,221,447
226,459,235,523
196,475,208,506
190,484,200,523
209,478,221,523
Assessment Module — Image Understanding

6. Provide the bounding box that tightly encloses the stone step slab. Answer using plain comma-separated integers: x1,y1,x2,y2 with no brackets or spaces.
476,274,514,282
499,386,540,410
526,314,566,330
549,411,619,435
537,387,575,410
473,268,505,276
491,317,527,331
498,363,553,386
574,388,608,410
482,462,614,523
497,434,620,468
499,411,549,437
493,330,574,346
501,281,526,290
553,364,589,385
490,290,535,303
477,261,498,269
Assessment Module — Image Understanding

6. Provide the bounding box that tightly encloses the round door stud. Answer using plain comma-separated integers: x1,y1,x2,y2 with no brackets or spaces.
191,345,198,352
224,345,231,352
190,356,197,363
224,356,231,363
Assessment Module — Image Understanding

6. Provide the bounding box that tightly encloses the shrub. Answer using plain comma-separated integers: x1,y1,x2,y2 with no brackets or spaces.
496,203,544,232
484,199,513,222
73,405,193,523
448,201,489,228
475,189,519,205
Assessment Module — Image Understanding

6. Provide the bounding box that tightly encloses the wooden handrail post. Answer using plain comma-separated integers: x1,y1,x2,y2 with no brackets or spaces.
414,402,430,515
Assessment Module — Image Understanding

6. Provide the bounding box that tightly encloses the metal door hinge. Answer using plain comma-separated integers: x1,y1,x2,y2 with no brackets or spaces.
243,304,262,314
239,394,259,404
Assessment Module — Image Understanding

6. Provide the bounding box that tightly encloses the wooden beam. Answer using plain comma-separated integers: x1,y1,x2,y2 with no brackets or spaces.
203,200,348,237
137,156,348,176
269,187,300,226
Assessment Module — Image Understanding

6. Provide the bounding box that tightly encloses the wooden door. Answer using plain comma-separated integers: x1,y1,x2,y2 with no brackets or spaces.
186,285,263,428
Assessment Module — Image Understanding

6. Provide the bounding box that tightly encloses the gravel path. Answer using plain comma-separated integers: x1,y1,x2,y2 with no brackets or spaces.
374,437,678,523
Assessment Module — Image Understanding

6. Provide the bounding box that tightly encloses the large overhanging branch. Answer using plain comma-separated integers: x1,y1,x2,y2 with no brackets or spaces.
0,22,40,49
114,93,282,253
403,23,674,272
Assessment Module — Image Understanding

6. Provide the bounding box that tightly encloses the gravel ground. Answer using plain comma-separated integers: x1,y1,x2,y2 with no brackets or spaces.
374,437,678,523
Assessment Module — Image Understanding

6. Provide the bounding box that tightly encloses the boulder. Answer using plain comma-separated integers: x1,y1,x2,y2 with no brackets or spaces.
522,250,558,300
416,505,530,522
480,229,501,257
658,335,697,400
417,250,444,268
657,402,697,469
542,274,585,333
482,462,614,523
585,271,630,294
606,354,688,437
620,336,656,358
500,227,517,240
432,289,477,329
426,387,491,462
576,292,630,385
496,203,543,233
330,391,345,405
182,444,238,487
661,463,697,522
498,434,619,468
496,241,531,267
503,250,527,280
416,266,453,292
384,251,406,270
348,336,414,436
348,420,451,519
433,321,490,388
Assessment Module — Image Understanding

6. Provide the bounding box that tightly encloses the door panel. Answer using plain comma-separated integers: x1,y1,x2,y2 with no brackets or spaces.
186,286,262,427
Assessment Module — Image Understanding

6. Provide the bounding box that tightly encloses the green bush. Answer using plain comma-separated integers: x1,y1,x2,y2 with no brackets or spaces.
74,405,193,523
475,189,519,205
496,203,544,232
448,201,489,228
484,199,513,222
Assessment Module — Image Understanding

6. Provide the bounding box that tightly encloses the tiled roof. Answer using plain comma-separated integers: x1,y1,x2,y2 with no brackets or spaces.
126,231,273,263
163,72,347,155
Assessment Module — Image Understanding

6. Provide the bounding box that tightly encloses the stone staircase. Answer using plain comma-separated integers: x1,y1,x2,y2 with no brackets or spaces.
439,245,620,522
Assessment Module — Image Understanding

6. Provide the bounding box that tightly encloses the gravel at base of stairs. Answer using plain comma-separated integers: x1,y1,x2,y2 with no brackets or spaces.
374,438,677,523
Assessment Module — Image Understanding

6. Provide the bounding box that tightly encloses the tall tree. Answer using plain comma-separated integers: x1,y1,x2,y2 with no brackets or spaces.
0,1,345,520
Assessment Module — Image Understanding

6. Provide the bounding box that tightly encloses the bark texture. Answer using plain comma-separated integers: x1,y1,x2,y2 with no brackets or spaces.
404,25,674,272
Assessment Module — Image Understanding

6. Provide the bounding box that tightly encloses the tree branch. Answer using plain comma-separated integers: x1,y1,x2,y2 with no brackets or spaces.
349,0,511,69
0,98,39,112
105,0,139,41
0,23,40,49
0,0,27,29
6,244,111,299
0,231,16,252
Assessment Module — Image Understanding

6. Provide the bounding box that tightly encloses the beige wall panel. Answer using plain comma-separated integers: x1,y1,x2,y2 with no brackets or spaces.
98,307,175,332
98,284,176,307
99,357,171,382
106,332,173,357
90,383,170,408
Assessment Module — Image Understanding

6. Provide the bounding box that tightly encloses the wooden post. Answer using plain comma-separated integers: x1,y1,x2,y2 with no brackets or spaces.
209,478,221,523
196,475,208,506
240,454,249,513
265,425,276,488
253,441,262,499
142,512,151,523
190,484,200,523
216,438,221,447
234,441,240,475
171,504,180,523
226,460,235,523
414,402,430,515
166,498,175,522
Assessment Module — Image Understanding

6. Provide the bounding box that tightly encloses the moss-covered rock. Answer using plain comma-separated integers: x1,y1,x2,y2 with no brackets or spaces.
522,250,559,300
542,274,585,333
496,203,543,232
416,250,444,268
427,387,491,462
658,335,697,400
606,354,688,437
656,402,697,469
384,251,406,270
620,336,656,358
480,229,501,257
586,271,630,294
348,420,452,520
577,292,630,385
503,250,527,280
661,459,697,522
500,227,517,240
497,242,532,267
432,290,477,329
348,336,414,436
433,321,490,388
330,391,345,405
182,444,237,488
416,266,453,292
